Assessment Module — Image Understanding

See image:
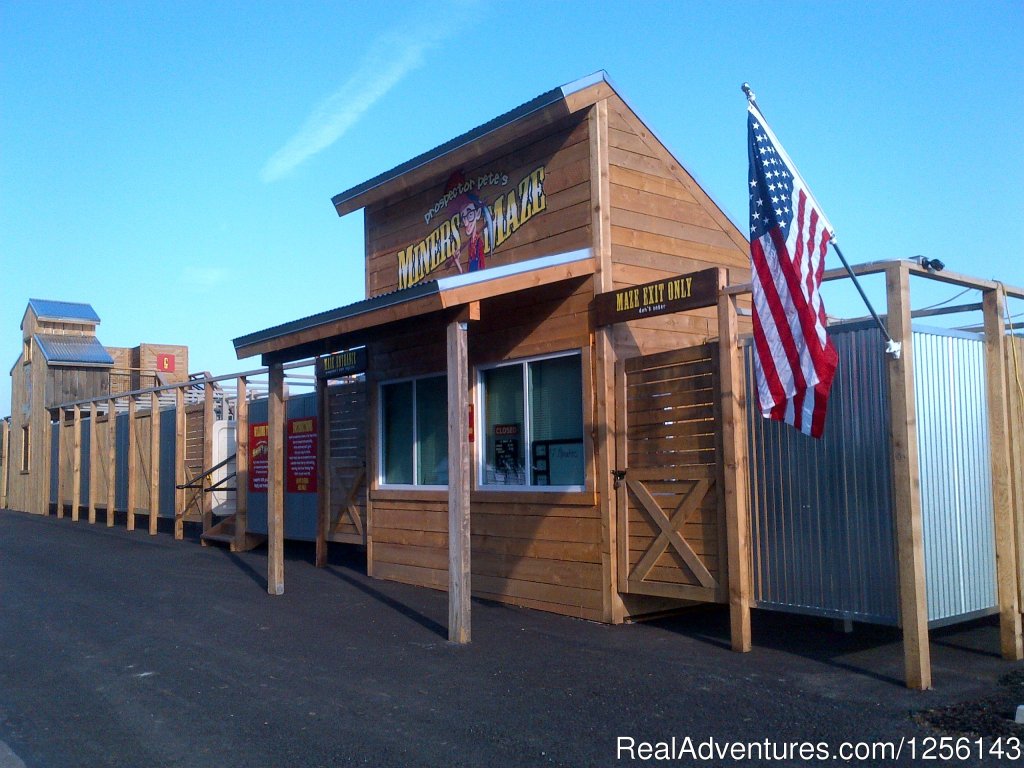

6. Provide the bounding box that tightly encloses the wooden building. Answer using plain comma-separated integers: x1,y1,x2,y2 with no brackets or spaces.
234,72,753,633
4,298,187,516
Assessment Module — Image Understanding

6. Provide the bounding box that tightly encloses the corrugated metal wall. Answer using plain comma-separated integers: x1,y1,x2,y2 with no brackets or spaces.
746,322,997,626
746,324,899,623
914,330,996,624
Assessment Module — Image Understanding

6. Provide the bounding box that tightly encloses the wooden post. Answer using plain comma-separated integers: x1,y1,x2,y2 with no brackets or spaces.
315,374,330,567
268,363,286,595
1007,336,1024,610
202,379,214,537
88,402,99,523
365,374,378,577
126,395,137,531
71,405,82,522
174,386,185,540
106,398,116,527
56,409,65,519
718,280,752,653
983,288,1024,660
886,264,932,690
234,376,250,551
149,392,161,535
447,318,471,643
1,418,10,509
589,96,626,625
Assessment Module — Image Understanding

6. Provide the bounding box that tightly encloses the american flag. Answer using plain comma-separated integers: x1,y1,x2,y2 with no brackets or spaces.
748,102,838,438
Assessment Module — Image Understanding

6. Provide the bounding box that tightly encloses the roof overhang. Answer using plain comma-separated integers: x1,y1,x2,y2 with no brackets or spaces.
233,249,595,365
330,72,615,217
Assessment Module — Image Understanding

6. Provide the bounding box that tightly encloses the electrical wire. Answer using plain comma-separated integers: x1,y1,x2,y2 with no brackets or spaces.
916,286,973,312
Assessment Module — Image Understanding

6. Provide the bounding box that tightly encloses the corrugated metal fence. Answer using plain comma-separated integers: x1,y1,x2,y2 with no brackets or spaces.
745,322,996,627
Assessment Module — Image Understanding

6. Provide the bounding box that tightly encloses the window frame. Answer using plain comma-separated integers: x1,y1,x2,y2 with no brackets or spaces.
20,425,30,474
475,349,586,493
377,372,448,490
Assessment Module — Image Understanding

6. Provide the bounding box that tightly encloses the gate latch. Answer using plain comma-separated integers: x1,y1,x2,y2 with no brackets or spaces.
611,469,627,490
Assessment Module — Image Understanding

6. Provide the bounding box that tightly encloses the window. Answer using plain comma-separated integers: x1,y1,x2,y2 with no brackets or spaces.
380,375,448,486
22,337,31,364
21,426,29,473
479,352,584,489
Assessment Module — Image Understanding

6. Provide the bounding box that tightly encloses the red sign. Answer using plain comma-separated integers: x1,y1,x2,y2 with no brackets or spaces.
156,353,176,372
248,422,269,493
286,417,317,494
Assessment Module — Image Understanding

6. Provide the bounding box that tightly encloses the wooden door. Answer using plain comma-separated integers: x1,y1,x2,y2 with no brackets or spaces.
616,344,726,604
326,381,368,545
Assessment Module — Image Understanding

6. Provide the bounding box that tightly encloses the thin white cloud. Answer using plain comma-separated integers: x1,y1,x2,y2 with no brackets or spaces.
182,266,229,292
261,20,453,183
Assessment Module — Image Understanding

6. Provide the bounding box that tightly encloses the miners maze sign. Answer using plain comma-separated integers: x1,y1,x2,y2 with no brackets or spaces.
396,167,547,289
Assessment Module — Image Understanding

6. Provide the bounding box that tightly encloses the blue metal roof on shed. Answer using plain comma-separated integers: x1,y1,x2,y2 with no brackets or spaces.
34,334,114,367
28,299,100,324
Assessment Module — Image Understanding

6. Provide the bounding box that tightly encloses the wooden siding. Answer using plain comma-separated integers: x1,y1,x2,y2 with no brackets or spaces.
45,367,111,409
364,278,603,620
605,95,750,359
364,115,592,297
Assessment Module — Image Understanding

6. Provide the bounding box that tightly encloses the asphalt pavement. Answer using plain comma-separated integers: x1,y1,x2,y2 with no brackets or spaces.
1,508,1021,767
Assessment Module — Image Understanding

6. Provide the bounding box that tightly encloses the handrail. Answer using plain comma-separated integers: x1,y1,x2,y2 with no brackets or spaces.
175,453,237,490
50,358,318,411
204,471,236,493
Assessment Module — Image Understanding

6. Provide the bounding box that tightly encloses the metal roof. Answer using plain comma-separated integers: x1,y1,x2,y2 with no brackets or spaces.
330,71,610,213
28,299,101,324
34,334,114,367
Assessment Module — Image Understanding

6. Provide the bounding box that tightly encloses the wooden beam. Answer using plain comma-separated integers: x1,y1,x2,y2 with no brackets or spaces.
590,96,625,625
149,392,160,535
88,402,98,523
202,380,214,537
267,363,286,595
724,260,1024,299
365,373,378,577
126,395,137,531
106,398,116,527
234,376,250,551
0,418,8,509
315,375,330,567
174,387,185,540
71,405,82,522
983,288,1023,660
447,318,471,643
718,281,752,653
1007,337,1024,610
55,410,66,519
886,264,932,690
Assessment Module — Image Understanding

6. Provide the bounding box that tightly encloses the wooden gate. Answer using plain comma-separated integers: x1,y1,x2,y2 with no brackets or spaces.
616,343,726,604
326,381,368,545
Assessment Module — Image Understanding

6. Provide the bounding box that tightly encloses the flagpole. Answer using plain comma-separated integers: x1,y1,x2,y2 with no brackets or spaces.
741,83,901,359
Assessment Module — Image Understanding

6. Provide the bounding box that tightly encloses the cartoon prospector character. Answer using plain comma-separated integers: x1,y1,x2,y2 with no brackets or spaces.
443,173,495,274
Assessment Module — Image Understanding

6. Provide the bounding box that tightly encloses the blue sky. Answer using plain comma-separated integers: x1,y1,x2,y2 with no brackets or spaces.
2,0,1021,413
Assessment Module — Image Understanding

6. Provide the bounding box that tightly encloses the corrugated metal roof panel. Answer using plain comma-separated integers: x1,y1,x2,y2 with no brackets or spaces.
35,334,114,367
28,299,101,324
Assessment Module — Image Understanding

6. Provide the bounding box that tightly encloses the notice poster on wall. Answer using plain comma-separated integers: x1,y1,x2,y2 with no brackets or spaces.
286,417,317,494
249,422,269,493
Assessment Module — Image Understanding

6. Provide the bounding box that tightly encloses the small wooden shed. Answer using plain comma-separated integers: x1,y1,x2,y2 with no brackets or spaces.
234,72,754,638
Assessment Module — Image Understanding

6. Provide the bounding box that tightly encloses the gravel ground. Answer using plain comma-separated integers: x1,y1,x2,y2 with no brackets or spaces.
1,508,1022,767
